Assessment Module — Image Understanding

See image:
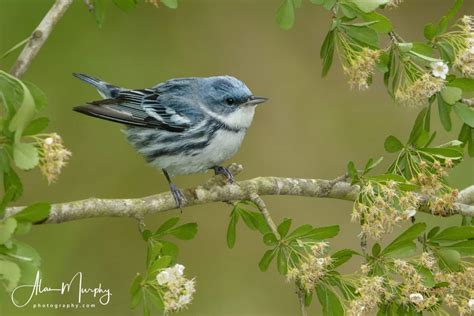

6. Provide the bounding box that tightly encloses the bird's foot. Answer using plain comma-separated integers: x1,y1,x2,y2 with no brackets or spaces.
213,166,234,184
169,183,186,210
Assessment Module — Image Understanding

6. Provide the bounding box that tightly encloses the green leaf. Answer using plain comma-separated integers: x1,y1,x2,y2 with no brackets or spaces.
440,86,462,105
148,256,172,274
0,218,17,244
454,102,474,128
22,117,49,136
431,226,474,241
239,209,258,230
226,212,238,248
408,108,428,145
372,243,381,256
341,25,379,48
259,249,276,271
8,78,36,142
13,142,39,170
276,0,295,30
286,224,313,240
145,287,164,310
411,42,433,56
0,259,21,292
92,0,105,27
418,147,463,159
320,30,335,77
384,135,403,153
397,42,413,53
304,225,339,240
160,240,178,259
155,217,179,235
146,241,163,267
358,11,392,33
331,249,358,268
347,161,359,183
13,202,50,223
437,96,452,131
363,157,383,175
3,168,23,202
5,240,41,266
263,232,278,246
383,223,426,255
277,218,292,238
316,284,345,316
435,248,461,271
130,273,143,309
168,223,197,240
384,240,417,258
161,0,178,9
448,78,474,92
23,81,47,111
424,23,437,40
437,0,463,33
446,240,474,256
349,0,388,12
416,266,436,287
276,247,288,274
113,0,138,11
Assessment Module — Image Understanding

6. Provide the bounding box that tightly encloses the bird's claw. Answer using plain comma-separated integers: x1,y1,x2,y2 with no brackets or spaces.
213,166,234,184
169,183,186,210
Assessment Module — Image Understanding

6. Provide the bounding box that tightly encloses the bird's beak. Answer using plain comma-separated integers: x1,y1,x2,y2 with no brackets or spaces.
245,96,268,106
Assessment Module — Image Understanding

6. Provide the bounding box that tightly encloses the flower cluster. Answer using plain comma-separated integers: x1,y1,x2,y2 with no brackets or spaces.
342,48,381,90
386,0,403,8
351,180,418,240
453,16,474,78
286,241,332,293
395,73,445,107
348,276,391,316
393,259,439,311
411,159,459,216
436,267,474,315
36,133,72,184
156,264,196,314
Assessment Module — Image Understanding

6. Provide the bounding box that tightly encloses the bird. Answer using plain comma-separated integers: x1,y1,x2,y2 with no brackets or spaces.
73,73,268,209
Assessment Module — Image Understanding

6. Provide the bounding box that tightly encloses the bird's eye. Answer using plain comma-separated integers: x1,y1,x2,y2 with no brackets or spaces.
225,98,235,105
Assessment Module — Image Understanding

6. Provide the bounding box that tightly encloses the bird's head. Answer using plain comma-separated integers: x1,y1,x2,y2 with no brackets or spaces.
197,76,268,129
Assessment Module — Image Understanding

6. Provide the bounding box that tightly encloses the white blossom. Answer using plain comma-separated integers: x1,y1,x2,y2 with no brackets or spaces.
469,298,474,309
409,293,424,304
156,269,174,285
431,61,449,79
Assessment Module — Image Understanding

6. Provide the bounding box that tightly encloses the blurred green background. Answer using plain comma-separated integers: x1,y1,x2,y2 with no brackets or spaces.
0,0,473,315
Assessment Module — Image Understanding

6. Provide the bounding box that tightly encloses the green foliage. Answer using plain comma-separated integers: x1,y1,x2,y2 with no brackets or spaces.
132,217,197,315
0,203,50,292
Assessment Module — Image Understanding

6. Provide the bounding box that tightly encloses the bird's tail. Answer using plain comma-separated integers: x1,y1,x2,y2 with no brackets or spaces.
73,73,119,98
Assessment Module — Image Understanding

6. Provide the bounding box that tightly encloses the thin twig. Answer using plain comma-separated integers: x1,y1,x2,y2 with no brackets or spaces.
298,289,308,316
10,0,73,78
249,192,281,240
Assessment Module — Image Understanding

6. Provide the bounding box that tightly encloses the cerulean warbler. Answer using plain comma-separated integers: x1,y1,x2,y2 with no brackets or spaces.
73,73,268,208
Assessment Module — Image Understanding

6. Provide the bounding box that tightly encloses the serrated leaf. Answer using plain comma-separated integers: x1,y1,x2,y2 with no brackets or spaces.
5,240,41,266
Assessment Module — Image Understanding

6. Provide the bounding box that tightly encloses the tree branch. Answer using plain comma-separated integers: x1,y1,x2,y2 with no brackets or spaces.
4,163,474,224
10,0,73,78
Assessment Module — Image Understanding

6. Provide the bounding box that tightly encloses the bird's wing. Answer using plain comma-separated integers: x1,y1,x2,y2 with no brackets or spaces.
74,89,204,132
